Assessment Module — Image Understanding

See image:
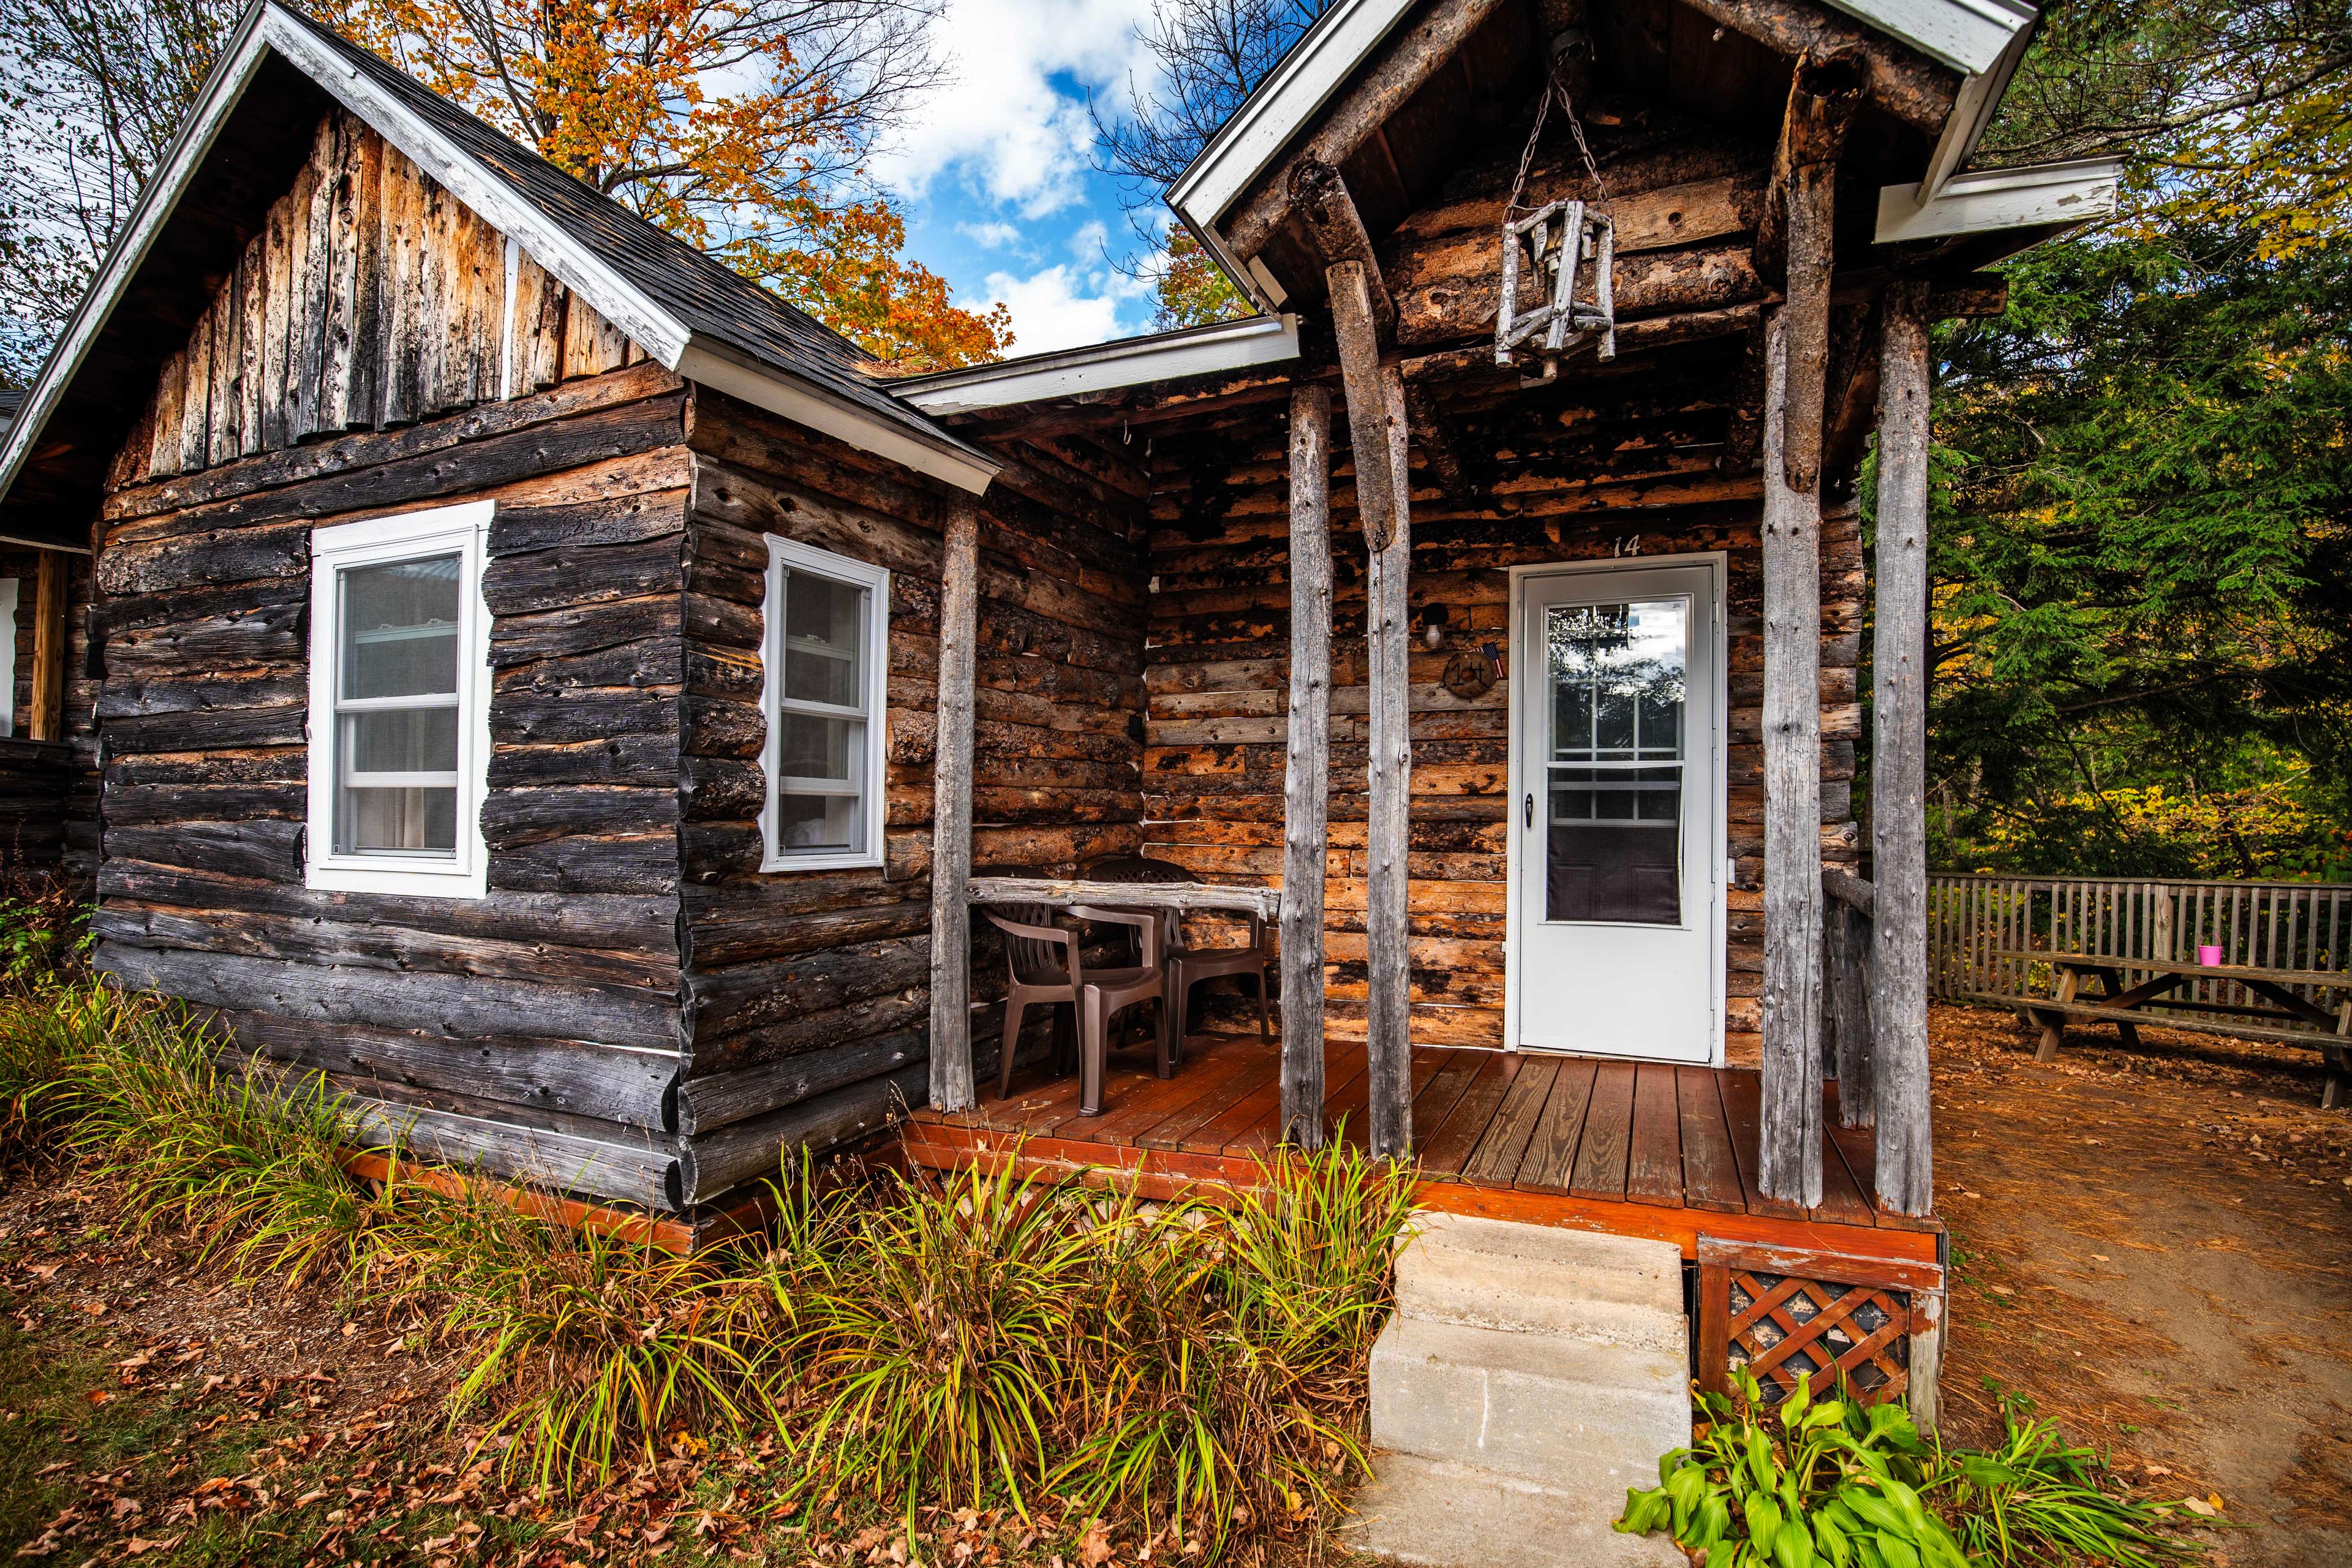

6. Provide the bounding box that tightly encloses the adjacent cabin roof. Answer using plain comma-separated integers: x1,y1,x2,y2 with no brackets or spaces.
0,0,998,550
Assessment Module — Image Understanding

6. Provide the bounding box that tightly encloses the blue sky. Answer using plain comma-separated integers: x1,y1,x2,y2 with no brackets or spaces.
869,0,1174,357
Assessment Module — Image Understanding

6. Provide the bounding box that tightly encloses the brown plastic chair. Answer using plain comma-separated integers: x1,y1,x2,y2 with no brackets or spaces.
979,901,1170,1115
1084,856,1272,1057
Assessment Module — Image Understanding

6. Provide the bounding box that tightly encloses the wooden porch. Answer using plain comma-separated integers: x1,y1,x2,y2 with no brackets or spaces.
902,1029,1943,1272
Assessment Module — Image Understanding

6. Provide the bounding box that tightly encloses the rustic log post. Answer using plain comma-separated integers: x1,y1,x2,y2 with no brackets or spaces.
28,551,67,742
1872,279,1934,1216
1759,303,1825,1208
927,495,982,1113
1280,383,1334,1148
1365,364,1414,1158
1757,48,1858,1210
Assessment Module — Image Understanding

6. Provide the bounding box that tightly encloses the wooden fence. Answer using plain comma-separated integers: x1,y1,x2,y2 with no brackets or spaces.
1928,873,2352,1022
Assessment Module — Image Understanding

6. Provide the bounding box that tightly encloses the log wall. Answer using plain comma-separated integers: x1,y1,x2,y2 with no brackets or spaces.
86,106,697,1210
1140,343,1862,1067
671,393,1152,1194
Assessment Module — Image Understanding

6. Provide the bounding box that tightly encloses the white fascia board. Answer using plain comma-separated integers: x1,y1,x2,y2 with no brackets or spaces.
1818,0,2035,78
1167,0,1417,234
676,337,998,496
0,4,278,553
897,314,1301,417
1912,7,2038,203
1875,157,2119,243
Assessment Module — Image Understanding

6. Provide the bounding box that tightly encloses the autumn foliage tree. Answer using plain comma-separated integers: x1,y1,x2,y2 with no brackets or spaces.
311,0,1009,368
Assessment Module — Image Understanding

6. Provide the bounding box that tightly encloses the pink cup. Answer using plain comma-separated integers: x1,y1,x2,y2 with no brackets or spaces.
2197,944,2223,968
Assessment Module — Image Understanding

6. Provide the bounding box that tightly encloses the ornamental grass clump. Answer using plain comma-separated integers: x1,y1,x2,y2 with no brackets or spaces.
780,1158,1099,1520
50,982,380,1287
376,1175,780,1493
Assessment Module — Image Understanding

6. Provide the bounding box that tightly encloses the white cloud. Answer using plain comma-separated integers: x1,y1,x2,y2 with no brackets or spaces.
957,220,1026,249
1068,219,1110,259
979,264,1130,353
876,0,1157,219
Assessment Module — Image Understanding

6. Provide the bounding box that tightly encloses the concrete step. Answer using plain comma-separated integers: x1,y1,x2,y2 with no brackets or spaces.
1340,1453,1685,1568
1394,1214,1686,1351
1369,1316,1690,1485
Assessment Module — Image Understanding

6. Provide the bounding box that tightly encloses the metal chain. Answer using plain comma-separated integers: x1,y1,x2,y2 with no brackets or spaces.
1505,62,1613,217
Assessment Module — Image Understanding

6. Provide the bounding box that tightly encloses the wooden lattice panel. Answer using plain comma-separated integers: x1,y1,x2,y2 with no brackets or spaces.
1696,1239,1939,1408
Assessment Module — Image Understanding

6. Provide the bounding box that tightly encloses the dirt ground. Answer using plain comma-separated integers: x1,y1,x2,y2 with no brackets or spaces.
3,1002,2343,1566
1929,1001,2352,1567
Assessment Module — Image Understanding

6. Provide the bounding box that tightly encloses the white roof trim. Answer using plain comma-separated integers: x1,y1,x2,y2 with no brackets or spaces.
1818,0,2035,78
677,338,995,493
1168,0,1417,239
0,0,996,531
896,314,1301,417
1875,156,2119,243
0,3,276,550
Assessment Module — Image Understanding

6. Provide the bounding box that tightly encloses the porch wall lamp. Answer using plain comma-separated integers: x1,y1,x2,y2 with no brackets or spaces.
1417,602,1450,650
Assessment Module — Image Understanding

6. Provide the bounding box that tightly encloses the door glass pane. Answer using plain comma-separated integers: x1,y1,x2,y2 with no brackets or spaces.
342,556,461,699
1544,598,1687,924
781,573,865,707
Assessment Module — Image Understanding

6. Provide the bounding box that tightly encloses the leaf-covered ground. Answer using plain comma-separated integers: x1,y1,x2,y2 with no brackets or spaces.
1,1001,2342,1567
1931,1005,2352,1567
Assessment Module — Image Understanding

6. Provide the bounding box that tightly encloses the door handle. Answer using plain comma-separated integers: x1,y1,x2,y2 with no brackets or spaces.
1525,793,1534,829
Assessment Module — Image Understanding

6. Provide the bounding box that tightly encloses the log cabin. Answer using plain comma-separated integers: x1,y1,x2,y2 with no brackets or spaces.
0,0,2112,1530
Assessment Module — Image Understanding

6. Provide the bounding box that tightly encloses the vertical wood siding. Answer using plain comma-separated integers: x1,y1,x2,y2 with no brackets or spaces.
112,110,641,492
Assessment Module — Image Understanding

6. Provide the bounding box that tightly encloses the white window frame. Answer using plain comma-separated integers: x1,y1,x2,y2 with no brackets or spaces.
760,534,889,873
306,502,493,897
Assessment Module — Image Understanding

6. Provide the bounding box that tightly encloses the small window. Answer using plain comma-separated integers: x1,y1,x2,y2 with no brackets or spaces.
306,502,492,896
0,577,17,736
761,535,888,872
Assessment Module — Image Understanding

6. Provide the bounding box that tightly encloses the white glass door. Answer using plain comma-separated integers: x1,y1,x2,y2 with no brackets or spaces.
1510,560,1722,1061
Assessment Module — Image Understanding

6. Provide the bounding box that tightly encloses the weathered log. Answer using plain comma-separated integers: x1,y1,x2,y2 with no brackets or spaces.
675,1063,925,1204
1393,240,1762,350
1677,0,1957,134
99,941,682,1050
489,834,680,895
1224,0,1515,262
1761,48,1864,493
1291,159,1395,336
479,786,682,850
224,1009,675,1130
1280,383,1333,1148
102,820,304,881
673,1030,923,1136
688,933,932,1043
1364,365,1414,1159
1329,260,1399,552
929,495,983,1113
1823,895,1874,1127
1757,304,1824,1208
1872,277,1934,1217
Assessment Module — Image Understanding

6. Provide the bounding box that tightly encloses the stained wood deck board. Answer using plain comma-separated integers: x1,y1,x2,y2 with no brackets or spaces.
905,1033,1943,1268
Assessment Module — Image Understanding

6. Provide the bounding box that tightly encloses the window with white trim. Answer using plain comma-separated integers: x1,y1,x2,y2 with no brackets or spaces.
306,502,492,897
761,535,888,872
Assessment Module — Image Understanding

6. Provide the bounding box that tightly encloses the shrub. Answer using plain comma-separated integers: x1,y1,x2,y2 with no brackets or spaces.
1618,1371,2207,1568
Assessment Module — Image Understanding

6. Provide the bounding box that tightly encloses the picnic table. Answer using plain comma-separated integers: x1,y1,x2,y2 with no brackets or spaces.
1991,949,2350,1107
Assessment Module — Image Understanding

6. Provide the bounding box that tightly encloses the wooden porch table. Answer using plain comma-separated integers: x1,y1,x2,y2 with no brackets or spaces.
1991,948,2351,1105
965,876,1280,921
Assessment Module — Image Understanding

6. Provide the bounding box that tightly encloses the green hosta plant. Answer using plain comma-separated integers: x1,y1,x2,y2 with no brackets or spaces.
1616,1370,1970,1568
